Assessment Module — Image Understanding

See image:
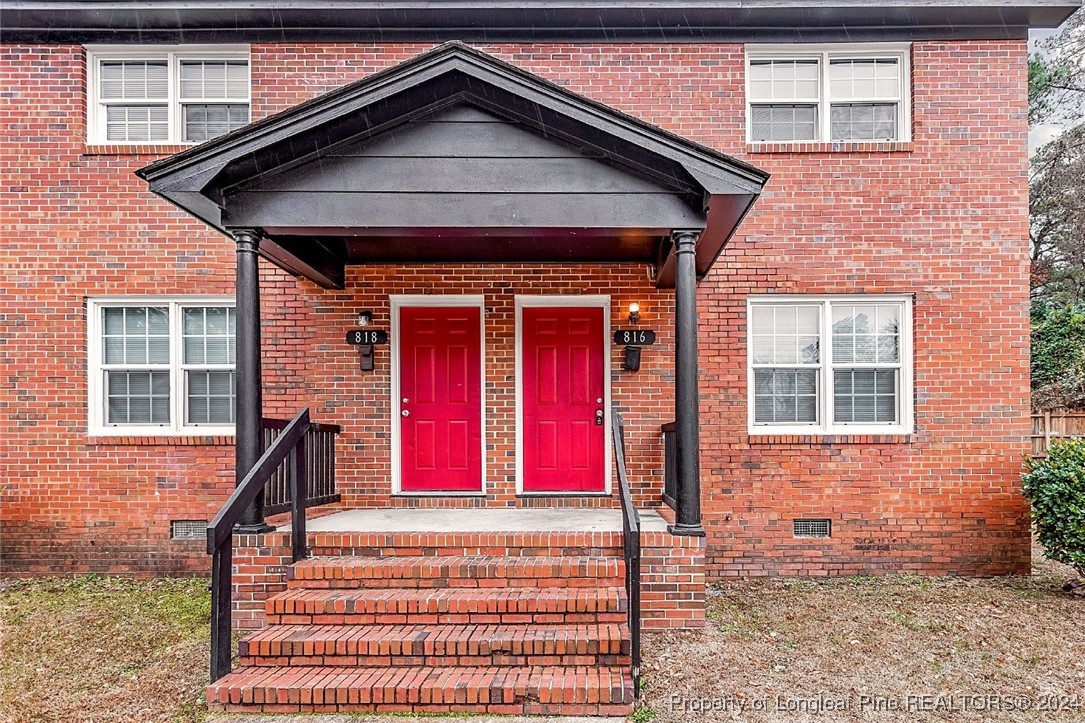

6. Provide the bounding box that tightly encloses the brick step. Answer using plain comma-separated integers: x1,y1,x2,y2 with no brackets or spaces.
288,555,625,589
239,623,631,668
207,665,634,715
266,587,628,626
304,530,623,559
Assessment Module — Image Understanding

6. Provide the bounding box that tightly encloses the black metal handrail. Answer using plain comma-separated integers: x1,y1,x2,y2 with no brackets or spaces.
661,421,676,510
262,417,342,514
206,407,315,683
611,409,641,695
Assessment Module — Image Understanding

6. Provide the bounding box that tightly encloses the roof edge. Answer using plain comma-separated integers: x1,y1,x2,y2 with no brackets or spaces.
1,2,1079,44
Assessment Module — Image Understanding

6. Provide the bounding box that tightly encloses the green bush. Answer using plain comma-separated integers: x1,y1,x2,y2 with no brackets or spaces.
1031,302,1085,410
1023,439,1085,577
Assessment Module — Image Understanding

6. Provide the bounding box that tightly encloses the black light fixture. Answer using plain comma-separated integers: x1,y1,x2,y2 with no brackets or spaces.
357,310,373,327
624,302,642,370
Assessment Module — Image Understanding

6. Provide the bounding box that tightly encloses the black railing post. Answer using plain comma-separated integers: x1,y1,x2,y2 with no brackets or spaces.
662,422,676,510
611,410,641,694
290,435,309,563
233,228,272,533
670,231,705,537
210,542,232,682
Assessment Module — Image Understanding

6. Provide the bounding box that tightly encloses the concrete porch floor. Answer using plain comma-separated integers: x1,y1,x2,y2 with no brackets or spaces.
281,507,670,533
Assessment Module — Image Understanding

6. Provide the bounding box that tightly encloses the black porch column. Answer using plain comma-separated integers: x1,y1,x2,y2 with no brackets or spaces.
670,231,705,537
232,228,272,533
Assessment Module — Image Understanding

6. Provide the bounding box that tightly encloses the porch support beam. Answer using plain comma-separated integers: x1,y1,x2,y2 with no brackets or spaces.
258,236,345,290
233,228,273,533
670,230,705,537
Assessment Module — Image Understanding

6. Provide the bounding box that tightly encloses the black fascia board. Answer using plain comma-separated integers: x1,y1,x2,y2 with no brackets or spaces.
1,2,1079,43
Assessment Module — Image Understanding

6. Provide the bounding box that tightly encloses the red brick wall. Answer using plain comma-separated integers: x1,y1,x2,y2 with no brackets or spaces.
702,42,1032,577
0,40,1030,577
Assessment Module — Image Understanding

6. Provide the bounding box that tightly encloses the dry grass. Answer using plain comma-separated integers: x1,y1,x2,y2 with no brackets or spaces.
0,576,210,723
640,544,1084,722
1,543,1081,723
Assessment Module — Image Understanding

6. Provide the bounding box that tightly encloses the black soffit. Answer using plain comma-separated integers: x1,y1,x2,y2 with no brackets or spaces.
1,1,1079,42
137,42,770,288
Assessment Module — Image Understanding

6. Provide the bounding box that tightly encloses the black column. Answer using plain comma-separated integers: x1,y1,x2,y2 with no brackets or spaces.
670,231,705,537
233,229,272,533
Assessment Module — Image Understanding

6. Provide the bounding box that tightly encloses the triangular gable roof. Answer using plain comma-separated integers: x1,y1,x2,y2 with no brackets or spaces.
138,42,769,288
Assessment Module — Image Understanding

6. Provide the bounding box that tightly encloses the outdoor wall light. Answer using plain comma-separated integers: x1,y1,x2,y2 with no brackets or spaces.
352,311,377,370
617,305,654,372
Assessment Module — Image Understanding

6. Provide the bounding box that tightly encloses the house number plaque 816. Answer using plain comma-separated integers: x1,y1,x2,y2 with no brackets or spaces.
613,329,656,345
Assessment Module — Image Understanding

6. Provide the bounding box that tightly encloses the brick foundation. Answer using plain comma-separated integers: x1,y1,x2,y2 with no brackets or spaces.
233,533,292,631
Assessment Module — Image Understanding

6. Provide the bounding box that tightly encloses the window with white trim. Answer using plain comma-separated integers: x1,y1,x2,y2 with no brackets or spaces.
748,297,913,435
746,44,910,143
88,299,236,435
86,46,250,144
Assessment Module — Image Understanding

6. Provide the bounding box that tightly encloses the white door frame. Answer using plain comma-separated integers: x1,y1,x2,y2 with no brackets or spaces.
514,295,612,496
390,295,487,496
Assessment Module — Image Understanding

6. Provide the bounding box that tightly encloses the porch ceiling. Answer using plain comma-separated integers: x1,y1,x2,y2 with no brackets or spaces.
137,42,769,289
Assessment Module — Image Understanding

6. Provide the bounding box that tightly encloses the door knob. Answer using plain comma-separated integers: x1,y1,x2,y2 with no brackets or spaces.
595,409,604,426
401,409,410,417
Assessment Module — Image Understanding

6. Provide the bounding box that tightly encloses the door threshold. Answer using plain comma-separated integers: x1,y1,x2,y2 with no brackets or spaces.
393,492,487,498
518,491,614,497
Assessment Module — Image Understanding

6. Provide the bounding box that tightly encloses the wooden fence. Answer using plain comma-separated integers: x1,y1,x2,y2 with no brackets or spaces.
1031,410,1085,456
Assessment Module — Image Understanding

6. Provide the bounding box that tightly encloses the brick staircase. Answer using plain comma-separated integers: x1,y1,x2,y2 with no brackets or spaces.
207,531,636,716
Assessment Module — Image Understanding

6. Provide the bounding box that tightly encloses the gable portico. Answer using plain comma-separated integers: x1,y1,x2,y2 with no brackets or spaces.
138,42,769,531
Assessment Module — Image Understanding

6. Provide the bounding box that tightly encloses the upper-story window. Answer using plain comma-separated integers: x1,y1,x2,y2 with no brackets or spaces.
746,44,910,143
86,45,250,144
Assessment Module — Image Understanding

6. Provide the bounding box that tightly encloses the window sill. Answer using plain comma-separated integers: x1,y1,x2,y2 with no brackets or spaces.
86,434,234,446
748,433,913,445
746,141,914,155
83,144,195,156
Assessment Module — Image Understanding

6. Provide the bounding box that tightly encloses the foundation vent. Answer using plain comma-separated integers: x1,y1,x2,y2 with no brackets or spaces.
171,520,207,541
793,519,831,538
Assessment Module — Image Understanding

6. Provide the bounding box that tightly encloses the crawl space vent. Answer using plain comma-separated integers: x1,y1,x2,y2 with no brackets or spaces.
793,519,831,538
170,520,206,541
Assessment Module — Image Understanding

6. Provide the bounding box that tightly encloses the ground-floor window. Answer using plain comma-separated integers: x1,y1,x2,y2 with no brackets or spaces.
87,297,235,436
747,295,913,435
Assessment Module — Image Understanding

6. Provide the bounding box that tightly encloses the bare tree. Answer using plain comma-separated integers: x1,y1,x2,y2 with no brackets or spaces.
1030,10,1085,303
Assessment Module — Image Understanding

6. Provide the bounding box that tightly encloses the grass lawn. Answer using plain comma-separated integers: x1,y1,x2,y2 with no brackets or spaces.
0,576,210,723
640,548,1084,722
1,544,1081,723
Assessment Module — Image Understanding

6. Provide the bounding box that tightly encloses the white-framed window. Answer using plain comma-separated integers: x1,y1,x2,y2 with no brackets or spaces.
87,297,236,436
746,44,911,143
747,296,913,435
86,45,250,144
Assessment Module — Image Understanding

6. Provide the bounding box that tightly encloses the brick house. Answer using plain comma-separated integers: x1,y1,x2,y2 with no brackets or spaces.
2,0,1077,715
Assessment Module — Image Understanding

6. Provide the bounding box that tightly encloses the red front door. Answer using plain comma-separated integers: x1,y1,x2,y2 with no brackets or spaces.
399,306,482,492
521,306,606,493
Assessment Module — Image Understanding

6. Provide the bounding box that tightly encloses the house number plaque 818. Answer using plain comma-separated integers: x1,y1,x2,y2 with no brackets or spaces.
346,330,389,345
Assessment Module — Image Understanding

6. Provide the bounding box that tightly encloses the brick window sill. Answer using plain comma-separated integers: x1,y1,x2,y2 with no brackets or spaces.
748,434,913,445
746,141,914,155
86,435,234,447
83,144,195,157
